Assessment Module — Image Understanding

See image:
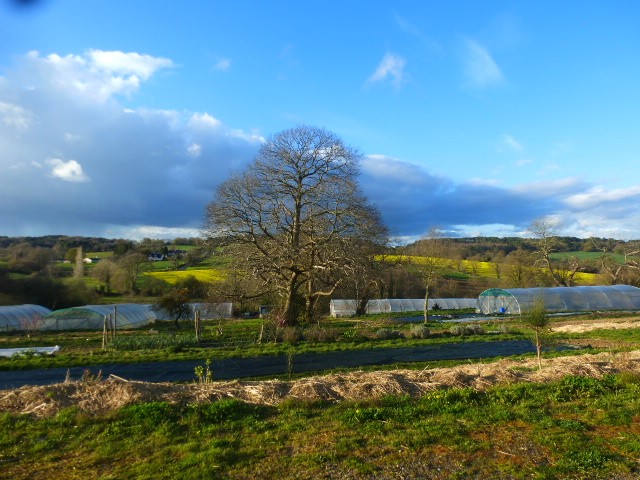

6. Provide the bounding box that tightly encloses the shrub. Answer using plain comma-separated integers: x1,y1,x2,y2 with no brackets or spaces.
281,327,303,345
449,324,484,336
339,327,362,342
374,328,404,340
305,325,340,343
408,324,430,339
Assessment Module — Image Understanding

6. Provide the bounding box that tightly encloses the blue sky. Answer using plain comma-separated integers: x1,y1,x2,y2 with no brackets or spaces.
1,0,640,241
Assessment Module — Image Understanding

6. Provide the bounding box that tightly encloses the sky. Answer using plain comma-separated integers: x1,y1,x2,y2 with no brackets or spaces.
1,0,640,242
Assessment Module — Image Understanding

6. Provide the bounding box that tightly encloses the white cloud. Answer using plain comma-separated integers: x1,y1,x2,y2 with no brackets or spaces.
367,53,406,88
22,50,173,103
188,112,222,130
47,158,89,182
515,159,533,167
462,39,504,88
0,101,32,131
87,50,173,80
564,185,640,210
187,143,202,157
514,177,585,197
501,134,523,152
362,155,437,186
213,58,231,71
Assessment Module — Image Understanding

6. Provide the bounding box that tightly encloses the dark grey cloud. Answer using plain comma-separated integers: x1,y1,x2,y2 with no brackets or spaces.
360,155,592,239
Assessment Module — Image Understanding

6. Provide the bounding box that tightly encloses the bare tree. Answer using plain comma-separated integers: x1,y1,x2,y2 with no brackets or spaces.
591,238,640,284
204,125,388,325
528,217,578,286
408,227,448,323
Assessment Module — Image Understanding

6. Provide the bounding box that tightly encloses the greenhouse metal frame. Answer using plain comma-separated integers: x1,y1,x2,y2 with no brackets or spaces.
477,285,640,315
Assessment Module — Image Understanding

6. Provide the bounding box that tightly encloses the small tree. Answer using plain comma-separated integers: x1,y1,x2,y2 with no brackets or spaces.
521,299,550,370
153,288,192,329
408,226,447,324
91,258,119,294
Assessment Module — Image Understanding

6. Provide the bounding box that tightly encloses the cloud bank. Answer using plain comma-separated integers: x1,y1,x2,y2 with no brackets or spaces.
1,50,639,241
0,50,262,238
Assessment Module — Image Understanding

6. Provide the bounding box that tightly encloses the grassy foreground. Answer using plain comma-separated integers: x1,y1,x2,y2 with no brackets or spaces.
1,372,640,479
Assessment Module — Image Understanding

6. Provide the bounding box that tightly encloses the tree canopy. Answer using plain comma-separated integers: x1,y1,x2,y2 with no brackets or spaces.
204,125,388,324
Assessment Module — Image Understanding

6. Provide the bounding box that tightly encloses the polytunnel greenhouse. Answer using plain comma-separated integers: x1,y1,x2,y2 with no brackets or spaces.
42,304,156,330
477,285,640,315
0,305,52,332
330,298,478,317
153,302,233,321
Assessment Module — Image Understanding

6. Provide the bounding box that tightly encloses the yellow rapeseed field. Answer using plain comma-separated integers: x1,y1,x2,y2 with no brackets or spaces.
145,269,226,284
379,254,599,285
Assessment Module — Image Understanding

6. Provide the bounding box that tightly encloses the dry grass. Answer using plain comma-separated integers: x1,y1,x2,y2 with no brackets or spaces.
2,350,640,418
552,318,640,333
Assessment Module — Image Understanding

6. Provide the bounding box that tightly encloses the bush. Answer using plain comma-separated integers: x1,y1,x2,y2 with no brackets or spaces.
374,328,404,340
408,324,430,339
339,327,363,342
305,325,340,343
449,324,484,336
281,327,303,345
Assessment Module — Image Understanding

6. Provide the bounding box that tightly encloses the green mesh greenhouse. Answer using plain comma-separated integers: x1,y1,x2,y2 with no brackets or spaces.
0,305,52,332
477,285,640,315
42,304,156,330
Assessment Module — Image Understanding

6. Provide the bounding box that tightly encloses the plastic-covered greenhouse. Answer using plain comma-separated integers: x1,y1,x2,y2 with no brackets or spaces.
153,302,233,321
0,305,52,332
477,285,640,315
42,304,156,330
330,298,478,317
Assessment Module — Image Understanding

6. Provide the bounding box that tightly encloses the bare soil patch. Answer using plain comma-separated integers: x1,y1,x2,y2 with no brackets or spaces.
551,319,640,333
2,349,640,418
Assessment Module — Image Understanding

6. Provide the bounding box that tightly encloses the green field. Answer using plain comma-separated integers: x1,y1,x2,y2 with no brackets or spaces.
2,369,640,479
550,251,639,264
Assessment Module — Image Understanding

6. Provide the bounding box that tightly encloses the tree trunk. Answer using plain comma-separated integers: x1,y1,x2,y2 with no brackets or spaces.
282,273,299,326
423,286,430,324
535,330,542,370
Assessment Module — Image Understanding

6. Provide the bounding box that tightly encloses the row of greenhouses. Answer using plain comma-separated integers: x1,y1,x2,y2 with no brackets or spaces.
2,285,640,331
330,285,640,317
0,303,232,332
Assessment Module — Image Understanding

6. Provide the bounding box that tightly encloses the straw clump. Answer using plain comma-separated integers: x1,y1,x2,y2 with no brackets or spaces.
2,350,640,418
